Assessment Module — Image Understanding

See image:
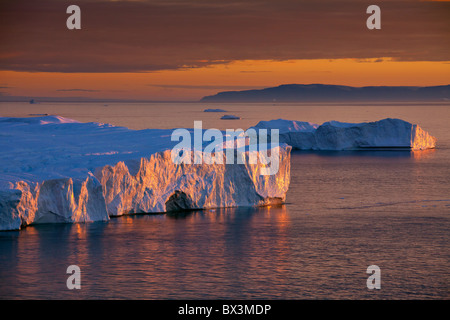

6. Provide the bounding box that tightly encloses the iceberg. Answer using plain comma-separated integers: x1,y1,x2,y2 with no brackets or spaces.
220,115,241,120
252,118,437,151
204,108,227,112
0,116,291,231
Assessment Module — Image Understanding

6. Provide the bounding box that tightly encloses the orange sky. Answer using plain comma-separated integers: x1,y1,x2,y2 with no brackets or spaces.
0,0,449,101
1,59,449,101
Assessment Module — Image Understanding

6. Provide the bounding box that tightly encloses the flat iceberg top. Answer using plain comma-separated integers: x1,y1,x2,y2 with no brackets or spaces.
321,120,362,128
253,119,319,133
0,115,80,125
0,115,284,186
0,116,188,184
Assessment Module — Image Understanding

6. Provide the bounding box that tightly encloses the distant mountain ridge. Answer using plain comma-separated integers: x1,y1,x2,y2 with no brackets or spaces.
200,84,450,102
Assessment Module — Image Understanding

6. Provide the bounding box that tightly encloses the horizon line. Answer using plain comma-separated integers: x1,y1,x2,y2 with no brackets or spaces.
1,83,449,103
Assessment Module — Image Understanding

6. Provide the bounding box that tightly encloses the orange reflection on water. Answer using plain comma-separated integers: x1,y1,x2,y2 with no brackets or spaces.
412,148,437,160
74,223,87,239
263,204,290,231
9,205,293,299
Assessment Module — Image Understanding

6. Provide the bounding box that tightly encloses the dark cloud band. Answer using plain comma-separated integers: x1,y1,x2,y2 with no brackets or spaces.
0,0,449,73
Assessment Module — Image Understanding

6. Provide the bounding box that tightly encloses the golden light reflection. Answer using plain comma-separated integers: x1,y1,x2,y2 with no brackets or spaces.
412,149,437,160
74,223,87,239
263,204,290,231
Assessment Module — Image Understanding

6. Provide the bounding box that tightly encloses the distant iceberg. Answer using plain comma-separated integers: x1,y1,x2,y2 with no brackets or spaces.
204,108,227,112
251,118,436,151
221,114,241,120
0,116,291,230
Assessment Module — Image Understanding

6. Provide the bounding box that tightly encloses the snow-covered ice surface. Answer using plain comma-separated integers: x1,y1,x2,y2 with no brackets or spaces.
0,116,291,230
252,118,437,151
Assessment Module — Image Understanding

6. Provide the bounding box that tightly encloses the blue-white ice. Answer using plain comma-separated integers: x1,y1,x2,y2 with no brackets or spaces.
252,118,436,151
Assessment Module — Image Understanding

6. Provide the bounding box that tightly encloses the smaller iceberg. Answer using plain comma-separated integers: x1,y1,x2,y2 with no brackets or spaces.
221,115,241,120
252,118,436,151
204,108,227,112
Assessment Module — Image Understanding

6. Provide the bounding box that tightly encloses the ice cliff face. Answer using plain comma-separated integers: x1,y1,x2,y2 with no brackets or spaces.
0,116,290,230
252,118,436,151
0,175,108,231
95,148,290,217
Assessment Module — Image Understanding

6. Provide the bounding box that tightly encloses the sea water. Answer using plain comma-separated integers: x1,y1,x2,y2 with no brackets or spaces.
0,102,448,299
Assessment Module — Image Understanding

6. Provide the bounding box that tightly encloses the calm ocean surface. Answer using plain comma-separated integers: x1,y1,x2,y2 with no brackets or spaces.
0,102,449,299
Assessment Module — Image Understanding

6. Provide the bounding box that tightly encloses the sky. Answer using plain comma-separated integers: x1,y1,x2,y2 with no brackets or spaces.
0,0,449,101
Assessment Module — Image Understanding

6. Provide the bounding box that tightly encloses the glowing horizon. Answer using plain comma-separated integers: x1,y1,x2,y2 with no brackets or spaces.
1,58,449,101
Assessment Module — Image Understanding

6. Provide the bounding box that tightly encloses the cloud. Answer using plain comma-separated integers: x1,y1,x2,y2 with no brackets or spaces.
0,0,449,73
239,70,272,73
147,84,267,90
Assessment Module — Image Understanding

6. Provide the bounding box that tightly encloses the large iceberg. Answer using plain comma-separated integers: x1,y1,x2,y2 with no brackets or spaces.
252,118,436,151
0,116,291,231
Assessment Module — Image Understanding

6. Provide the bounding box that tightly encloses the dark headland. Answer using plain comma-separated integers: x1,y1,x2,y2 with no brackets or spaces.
200,84,450,102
